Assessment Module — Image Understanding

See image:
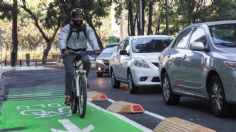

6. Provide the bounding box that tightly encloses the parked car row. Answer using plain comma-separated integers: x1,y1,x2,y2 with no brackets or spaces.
96,20,236,117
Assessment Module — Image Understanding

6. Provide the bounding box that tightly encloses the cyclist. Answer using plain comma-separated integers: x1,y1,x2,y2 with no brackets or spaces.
58,8,99,105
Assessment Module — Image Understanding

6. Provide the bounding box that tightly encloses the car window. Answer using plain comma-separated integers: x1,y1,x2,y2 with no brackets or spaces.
209,23,236,48
173,28,192,49
189,27,207,46
132,37,173,53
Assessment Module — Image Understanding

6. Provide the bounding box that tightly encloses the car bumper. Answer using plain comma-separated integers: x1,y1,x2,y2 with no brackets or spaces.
96,63,109,73
130,67,160,86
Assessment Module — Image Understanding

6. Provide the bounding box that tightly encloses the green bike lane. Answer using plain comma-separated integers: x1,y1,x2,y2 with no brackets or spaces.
0,84,152,132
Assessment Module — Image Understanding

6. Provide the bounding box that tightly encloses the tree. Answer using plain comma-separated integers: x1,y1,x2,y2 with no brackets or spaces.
21,0,60,64
209,0,236,20
0,0,19,67
11,0,18,67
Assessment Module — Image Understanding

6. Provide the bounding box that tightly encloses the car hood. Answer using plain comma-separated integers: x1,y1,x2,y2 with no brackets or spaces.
132,53,160,62
97,53,112,60
219,48,236,61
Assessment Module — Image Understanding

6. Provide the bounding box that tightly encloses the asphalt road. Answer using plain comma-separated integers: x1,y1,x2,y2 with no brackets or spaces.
3,68,236,132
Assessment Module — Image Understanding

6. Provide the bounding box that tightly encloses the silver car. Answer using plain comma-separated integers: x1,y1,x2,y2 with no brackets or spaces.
159,20,236,116
96,46,117,77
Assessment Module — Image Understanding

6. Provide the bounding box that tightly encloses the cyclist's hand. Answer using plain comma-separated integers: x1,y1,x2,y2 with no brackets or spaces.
93,50,100,55
61,48,68,57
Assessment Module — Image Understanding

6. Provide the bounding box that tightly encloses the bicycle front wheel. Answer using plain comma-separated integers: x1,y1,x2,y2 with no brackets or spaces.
78,75,87,118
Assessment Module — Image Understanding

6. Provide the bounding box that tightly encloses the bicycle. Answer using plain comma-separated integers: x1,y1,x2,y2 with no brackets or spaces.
68,50,87,118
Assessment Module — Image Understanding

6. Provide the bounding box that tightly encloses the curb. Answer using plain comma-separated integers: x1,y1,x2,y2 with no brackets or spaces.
154,117,216,132
0,67,16,122
88,91,108,101
107,101,144,113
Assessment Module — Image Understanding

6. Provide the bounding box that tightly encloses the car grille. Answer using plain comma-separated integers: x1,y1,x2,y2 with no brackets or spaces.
151,77,160,82
104,60,109,66
152,62,159,68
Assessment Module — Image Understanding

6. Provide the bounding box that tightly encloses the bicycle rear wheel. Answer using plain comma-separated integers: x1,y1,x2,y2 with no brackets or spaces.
78,75,87,118
71,80,78,114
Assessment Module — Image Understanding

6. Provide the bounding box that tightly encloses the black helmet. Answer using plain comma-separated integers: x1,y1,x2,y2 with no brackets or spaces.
71,8,84,18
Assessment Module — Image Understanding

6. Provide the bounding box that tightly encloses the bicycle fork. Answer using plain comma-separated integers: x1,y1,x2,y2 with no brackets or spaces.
75,71,87,97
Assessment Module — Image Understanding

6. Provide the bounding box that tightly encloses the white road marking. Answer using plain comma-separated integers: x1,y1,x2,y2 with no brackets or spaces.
51,119,94,132
144,111,165,120
88,102,153,132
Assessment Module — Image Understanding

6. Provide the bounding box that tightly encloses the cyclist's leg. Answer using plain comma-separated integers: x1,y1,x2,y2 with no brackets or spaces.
81,54,91,77
63,54,77,96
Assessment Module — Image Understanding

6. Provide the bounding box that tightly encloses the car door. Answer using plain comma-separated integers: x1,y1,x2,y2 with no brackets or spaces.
111,40,125,79
167,27,193,91
119,39,130,80
184,27,209,96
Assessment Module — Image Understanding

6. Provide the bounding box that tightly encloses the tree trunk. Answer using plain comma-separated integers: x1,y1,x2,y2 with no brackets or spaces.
128,15,130,36
147,1,153,35
134,10,138,35
155,17,162,34
128,0,135,35
42,40,53,64
137,12,140,35
141,0,145,35
87,19,104,50
11,0,18,67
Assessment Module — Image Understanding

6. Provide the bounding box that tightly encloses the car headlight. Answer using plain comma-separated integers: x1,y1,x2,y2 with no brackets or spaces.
133,59,150,68
224,61,236,70
96,59,104,64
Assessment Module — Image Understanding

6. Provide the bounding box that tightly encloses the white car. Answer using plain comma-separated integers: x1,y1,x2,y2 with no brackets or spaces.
109,35,173,94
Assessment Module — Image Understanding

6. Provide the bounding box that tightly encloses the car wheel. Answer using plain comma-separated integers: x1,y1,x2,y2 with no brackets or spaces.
128,72,139,94
209,75,229,117
111,70,120,88
161,72,180,105
97,72,103,77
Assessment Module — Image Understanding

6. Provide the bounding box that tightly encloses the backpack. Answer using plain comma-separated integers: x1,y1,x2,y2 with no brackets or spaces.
66,24,88,42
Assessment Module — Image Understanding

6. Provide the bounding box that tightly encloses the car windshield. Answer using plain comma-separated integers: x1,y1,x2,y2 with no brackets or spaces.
210,23,236,48
132,37,173,53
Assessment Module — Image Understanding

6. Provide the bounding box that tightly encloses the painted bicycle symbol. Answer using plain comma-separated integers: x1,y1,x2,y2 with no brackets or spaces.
17,103,72,118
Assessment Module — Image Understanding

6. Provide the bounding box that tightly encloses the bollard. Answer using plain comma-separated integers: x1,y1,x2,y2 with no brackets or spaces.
25,53,30,67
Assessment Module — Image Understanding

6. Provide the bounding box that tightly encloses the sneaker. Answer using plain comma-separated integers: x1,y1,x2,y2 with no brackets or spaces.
64,96,71,106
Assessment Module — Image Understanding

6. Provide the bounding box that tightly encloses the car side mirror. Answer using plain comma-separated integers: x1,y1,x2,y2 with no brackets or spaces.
190,42,207,51
119,50,129,55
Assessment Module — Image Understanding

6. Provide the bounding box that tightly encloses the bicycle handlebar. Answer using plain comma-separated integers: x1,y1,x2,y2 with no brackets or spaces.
67,50,87,56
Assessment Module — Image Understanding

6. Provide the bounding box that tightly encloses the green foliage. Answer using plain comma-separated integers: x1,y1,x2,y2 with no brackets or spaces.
208,0,236,20
0,0,12,20
49,0,111,27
